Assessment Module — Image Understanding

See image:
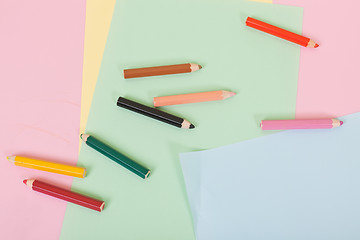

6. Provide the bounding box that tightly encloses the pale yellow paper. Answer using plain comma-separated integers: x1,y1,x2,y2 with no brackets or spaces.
79,0,116,148
252,0,272,3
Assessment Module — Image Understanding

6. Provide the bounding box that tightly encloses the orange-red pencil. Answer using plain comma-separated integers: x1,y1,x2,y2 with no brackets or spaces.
153,90,236,107
246,17,319,48
123,63,202,79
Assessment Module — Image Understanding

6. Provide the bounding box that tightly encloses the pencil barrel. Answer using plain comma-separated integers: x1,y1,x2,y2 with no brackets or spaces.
246,17,309,47
14,156,85,178
86,135,150,179
32,180,104,212
124,64,191,79
261,119,335,130
117,97,183,128
154,91,224,107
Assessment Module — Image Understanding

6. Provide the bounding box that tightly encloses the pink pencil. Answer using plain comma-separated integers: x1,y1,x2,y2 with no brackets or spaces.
260,119,343,130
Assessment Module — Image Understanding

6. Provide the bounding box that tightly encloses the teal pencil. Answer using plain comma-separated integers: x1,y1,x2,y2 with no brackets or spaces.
80,134,150,179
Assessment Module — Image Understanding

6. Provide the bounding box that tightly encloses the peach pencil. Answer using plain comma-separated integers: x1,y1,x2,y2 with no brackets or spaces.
153,90,236,107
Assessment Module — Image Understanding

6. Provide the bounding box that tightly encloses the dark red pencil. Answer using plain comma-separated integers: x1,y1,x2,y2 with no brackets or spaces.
23,179,104,212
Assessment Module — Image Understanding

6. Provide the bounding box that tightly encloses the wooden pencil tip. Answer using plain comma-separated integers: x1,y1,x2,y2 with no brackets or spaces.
80,133,90,142
223,91,236,99
190,124,195,129
100,202,105,211
190,63,202,72
7,156,15,163
145,170,151,179
307,39,318,48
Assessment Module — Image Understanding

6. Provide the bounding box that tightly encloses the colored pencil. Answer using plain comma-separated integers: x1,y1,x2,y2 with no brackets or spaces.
80,134,150,179
123,63,202,79
246,17,319,48
7,156,86,178
117,96,195,129
23,179,104,212
260,119,343,130
153,90,236,107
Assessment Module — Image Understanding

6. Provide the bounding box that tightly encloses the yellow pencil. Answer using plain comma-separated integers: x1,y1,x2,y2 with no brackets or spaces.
7,156,86,178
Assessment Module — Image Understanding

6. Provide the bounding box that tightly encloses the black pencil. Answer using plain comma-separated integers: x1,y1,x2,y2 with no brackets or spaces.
117,97,195,129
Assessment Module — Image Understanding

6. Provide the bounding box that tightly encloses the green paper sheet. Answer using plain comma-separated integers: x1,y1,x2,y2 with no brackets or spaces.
60,0,302,239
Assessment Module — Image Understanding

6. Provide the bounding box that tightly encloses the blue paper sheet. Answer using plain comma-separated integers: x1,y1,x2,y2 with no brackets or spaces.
180,112,360,240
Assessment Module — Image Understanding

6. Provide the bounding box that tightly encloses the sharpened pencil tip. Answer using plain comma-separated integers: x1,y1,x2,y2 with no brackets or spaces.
190,124,195,129
340,121,343,126
80,133,90,142
23,179,27,185
314,43,319,48
7,156,15,163
199,65,202,69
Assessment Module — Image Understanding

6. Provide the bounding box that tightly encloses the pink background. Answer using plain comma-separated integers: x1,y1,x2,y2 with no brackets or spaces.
274,0,360,118
0,1,85,239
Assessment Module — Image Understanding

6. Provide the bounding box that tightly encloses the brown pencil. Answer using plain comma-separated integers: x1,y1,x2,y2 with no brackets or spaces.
123,63,202,79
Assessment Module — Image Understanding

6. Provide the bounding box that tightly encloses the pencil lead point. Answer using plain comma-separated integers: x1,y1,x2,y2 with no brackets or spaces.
314,43,319,48
340,121,344,126
230,92,236,97
199,65,202,69
80,134,89,142
190,124,195,129
23,179,27,185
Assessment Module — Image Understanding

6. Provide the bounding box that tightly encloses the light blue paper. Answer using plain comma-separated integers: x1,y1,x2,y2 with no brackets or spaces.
180,112,360,240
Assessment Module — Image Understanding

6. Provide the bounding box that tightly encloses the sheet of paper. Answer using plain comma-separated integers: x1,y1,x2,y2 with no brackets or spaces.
79,0,116,148
0,1,85,239
252,0,272,2
60,0,302,239
180,112,360,240
79,0,271,144
274,0,360,118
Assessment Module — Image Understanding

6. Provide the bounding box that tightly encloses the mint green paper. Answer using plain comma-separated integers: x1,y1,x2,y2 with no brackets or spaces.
60,1,302,239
